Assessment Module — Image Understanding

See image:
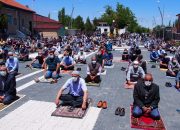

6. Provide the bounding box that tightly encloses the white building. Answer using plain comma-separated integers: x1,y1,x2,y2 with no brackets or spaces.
96,22,110,34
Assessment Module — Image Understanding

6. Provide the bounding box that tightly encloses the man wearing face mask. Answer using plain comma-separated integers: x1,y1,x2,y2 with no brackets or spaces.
95,48,105,69
19,44,30,61
126,61,145,88
5,52,19,77
0,63,17,105
85,56,101,83
166,58,180,77
44,50,60,82
55,71,88,111
104,50,113,66
150,48,159,62
60,51,75,70
76,48,86,64
133,73,160,120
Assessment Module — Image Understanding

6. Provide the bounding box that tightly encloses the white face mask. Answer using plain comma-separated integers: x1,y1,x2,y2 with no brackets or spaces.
0,71,7,77
144,81,152,86
72,77,78,82
49,55,54,58
9,56,14,59
133,65,138,68
92,61,96,64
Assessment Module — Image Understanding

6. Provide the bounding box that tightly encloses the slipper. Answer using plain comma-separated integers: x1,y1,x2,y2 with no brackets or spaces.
176,109,180,114
115,107,121,115
121,67,126,71
119,108,125,116
165,82,172,87
151,65,156,68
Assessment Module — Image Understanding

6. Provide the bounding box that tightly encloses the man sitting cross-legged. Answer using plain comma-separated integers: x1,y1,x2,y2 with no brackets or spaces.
126,61,145,88
166,58,180,77
122,48,129,61
85,56,101,83
55,71,88,111
0,62,17,105
60,51,75,70
133,73,160,120
75,48,86,64
44,50,60,82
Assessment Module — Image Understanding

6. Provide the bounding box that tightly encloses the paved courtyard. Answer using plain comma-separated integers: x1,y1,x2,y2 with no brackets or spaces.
0,46,179,130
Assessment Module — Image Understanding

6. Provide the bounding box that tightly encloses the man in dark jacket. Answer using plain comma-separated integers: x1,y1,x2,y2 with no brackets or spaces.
133,73,160,120
0,62,16,105
85,56,101,83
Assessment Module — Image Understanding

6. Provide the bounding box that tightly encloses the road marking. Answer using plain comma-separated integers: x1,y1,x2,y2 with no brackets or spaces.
16,70,43,81
0,100,101,130
16,50,97,92
17,76,44,92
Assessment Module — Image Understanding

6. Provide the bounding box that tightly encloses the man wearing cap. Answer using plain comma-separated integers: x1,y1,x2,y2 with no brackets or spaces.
44,50,60,81
133,73,160,120
55,71,88,111
126,61,145,87
5,52,19,77
0,63,17,105
85,56,101,83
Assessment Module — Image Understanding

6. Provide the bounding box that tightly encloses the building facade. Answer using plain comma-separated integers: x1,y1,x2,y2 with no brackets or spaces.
176,14,180,33
0,0,34,37
33,14,63,38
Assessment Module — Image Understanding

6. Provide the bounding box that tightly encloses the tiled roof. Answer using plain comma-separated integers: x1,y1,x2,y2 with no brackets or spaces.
0,0,34,12
33,14,59,23
34,24,62,30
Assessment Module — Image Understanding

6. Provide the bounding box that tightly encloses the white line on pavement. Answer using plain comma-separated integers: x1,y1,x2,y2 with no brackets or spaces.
16,70,43,81
16,50,97,92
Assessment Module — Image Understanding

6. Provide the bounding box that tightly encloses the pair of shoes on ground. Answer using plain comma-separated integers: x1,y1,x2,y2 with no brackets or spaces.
121,67,126,71
97,101,107,109
115,107,125,116
165,82,172,87
151,65,156,68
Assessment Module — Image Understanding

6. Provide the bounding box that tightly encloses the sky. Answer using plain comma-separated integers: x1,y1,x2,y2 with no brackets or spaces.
16,0,180,29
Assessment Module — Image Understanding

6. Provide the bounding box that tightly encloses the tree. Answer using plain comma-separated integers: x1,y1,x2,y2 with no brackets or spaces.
73,15,84,30
58,8,65,25
85,17,93,33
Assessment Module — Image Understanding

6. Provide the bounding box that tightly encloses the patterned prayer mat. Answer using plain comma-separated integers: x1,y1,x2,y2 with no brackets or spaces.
130,105,166,130
0,94,25,111
86,82,100,87
61,70,73,75
51,99,92,118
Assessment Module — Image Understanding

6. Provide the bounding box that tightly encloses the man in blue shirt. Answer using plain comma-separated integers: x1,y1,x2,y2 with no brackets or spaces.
55,71,88,111
104,50,113,66
60,51,75,70
150,48,159,62
5,52,19,77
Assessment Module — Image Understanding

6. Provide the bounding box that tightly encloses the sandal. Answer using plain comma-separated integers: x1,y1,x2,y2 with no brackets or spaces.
115,107,121,115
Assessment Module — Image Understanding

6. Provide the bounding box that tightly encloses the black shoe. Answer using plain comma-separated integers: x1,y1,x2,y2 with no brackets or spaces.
151,65,156,68
121,67,126,71
119,108,125,116
77,68,81,71
165,82,172,87
115,107,121,115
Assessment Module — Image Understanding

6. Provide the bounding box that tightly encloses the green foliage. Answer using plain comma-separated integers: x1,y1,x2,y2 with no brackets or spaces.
73,15,84,30
0,14,8,30
85,17,93,32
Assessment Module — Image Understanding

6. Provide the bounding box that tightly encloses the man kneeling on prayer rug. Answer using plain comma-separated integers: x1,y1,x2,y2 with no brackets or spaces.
126,61,145,88
85,56,101,83
55,71,88,112
133,73,160,120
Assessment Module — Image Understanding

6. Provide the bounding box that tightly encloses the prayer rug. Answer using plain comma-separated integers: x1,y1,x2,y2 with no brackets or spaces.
104,64,114,69
130,105,166,130
51,99,92,118
34,78,59,84
0,94,25,111
86,82,100,87
160,68,168,72
61,70,73,75
166,76,175,79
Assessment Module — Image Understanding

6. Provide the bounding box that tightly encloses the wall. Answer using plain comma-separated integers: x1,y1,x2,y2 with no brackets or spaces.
97,26,110,34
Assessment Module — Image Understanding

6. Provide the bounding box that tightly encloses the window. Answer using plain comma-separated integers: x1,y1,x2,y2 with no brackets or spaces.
7,14,13,25
104,29,107,32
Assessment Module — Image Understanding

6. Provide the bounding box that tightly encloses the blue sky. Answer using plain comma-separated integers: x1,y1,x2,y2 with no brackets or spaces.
16,0,180,28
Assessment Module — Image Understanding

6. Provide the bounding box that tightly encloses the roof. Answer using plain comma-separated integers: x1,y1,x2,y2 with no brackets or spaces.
176,14,180,16
33,14,62,30
33,14,60,24
0,0,34,13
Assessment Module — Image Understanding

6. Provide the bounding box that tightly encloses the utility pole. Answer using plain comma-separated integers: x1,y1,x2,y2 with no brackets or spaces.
158,6,165,40
69,7,74,29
